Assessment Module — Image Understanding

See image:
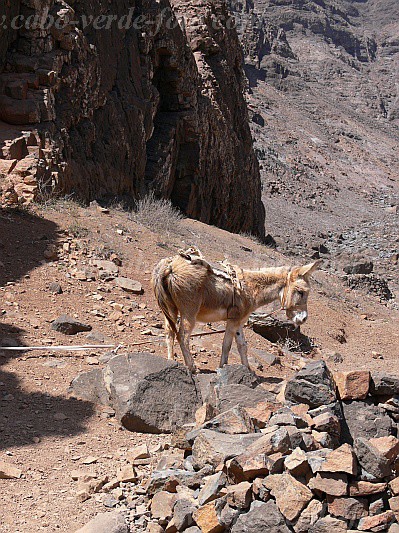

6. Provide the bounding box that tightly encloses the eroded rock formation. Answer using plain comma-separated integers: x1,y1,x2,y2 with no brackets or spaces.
0,0,265,237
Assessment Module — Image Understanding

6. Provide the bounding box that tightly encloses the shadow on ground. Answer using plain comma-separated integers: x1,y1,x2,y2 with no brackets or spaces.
0,207,94,450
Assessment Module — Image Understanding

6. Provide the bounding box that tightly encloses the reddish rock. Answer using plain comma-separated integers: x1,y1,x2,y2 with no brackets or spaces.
285,447,309,477
225,481,252,509
349,481,387,497
334,371,370,400
320,444,358,475
193,500,224,533
358,510,395,531
308,472,348,497
0,461,22,479
264,472,313,521
390,477,399,496
151,491,178,522
243,401,278,429
294,499,323,533
227,427,290,481
327,496,368,520
389,496,399,519
369,436,399,462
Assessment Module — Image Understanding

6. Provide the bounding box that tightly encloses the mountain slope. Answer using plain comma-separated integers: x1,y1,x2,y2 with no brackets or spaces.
229,0,399,292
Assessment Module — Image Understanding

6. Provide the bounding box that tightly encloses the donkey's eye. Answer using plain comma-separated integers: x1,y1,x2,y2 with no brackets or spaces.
297,290,304,298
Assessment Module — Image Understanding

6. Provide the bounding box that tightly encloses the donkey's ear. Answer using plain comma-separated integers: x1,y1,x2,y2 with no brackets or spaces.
297,259,323,278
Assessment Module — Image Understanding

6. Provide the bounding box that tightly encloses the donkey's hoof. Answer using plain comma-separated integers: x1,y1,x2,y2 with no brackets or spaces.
189,366,198,375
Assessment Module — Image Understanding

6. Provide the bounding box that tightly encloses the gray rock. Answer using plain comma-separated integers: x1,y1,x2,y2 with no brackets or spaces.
145,465,213,496
75,511,128,533
231,500,290,532
86,330,111,343
285,360,337,408
195,373,217,403
354,437,391,479
172,498,196,530
198,472,226,505
48,282,62,294
192,429,261,469
186,406,254,441
217,500,240,528
210,383,274,414
340,401,392,444
309,515,347,532
114,277,143,294
371,372,399,396
183,528,201,533
215,364,259,388
70,353,201,433
69,368,109,405
51,314,92,335
343,261,373,274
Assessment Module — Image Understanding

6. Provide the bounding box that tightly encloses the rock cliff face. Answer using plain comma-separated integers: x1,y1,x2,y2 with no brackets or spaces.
0,0,265,238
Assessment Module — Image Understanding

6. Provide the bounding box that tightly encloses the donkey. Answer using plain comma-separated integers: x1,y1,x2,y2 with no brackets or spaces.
152,252,322,372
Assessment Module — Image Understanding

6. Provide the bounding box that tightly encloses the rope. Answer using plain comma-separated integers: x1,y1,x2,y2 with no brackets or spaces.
0,344,117,352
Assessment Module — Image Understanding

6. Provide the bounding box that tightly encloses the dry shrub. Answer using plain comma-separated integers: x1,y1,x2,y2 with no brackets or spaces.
130,192,184,234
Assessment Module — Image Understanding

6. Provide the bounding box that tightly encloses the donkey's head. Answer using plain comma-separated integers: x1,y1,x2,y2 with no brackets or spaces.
280,260,322,326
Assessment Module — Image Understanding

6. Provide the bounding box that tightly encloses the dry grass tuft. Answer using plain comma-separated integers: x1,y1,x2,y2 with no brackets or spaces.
130,192,184,234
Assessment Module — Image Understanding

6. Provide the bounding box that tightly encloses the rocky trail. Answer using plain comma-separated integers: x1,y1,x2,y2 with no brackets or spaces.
0,201,398,532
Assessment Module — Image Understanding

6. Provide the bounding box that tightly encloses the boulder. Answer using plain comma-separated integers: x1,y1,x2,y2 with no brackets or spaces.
327,496,368,520
334,371,370,400
51,314,92,335
264,472,313,521
390,477,399,495
227,427,290,481
193,500,224,533
343,261,373,275
231,500,290,533
308,472,348,496
358,510,396,532
320,444,358,475
349,481,387,497
309,516,347,533
284,447,309,477
198,472,226,505
215,365,259,388
371,373,399,396
293,500,323,533
209,383,274,414
285,361,337,408
150,491,177,522
225,481,252,509
340,400,392,444
192,430,261,469
251,316,311,348
171,498,196,530
369,436,399,462
188,406,254,439
71,353,201,433
75,511,128,533
354,438,391,479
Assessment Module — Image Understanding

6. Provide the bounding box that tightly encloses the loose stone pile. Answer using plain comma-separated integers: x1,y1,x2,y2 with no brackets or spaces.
75,359,399,532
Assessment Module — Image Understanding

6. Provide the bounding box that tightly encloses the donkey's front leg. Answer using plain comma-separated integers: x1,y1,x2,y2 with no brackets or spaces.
220,323,235,367
235,326,249,368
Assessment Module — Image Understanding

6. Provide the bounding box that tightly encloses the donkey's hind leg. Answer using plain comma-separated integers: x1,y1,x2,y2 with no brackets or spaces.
177,316,196,373
164,316,176,361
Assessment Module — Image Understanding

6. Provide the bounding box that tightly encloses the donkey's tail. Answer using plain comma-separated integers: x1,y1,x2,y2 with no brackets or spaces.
152,260,178,336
